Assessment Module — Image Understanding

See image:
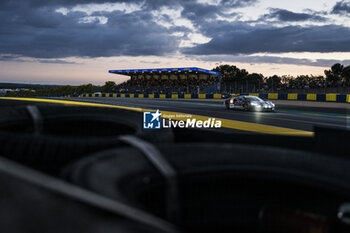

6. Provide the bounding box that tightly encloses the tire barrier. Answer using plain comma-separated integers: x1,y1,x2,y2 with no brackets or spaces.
0,105,173,174
62,140,350,233
80,93,350,103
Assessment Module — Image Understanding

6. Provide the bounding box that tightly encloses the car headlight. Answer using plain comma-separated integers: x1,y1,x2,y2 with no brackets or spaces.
230,99,233,104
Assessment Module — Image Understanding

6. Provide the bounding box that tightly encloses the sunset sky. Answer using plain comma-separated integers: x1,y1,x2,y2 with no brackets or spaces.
0,0,350,85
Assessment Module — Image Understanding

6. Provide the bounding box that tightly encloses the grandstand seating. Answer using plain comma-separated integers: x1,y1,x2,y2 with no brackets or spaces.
115,76,219,94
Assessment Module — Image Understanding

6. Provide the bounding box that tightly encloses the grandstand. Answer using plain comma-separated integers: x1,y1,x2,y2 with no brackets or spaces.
108,67,221,94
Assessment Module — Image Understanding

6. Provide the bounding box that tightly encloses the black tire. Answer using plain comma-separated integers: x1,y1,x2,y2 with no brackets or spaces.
0,105,173,174
62,143,350,233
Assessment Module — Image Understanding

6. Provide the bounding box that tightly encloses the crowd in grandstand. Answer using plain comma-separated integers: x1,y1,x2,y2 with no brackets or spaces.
114,74,350,95
116,76,218,94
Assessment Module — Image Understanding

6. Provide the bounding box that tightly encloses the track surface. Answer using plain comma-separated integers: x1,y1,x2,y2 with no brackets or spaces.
65,97,350,132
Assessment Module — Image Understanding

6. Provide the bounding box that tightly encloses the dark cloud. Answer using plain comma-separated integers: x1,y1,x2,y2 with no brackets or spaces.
264,8,326,22
0,0,258,59
180,0,254,27
181,2,221,24
0,0,136,8
37,59,76,64
183,24,350,55
0,2,180,58
219,0,255,6
0,0,208,10
332,0,350,15
20,0,255,8
0,0,349,60
0,54,23,62
141,0,256,10
0,54,76,64
196,55,350,67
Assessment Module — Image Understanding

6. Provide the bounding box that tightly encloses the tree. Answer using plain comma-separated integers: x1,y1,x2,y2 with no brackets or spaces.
102,81,116,93
77,83,94,94
295,75,309,87
247,73,263,83
308,75,325,87
265,75,281,91
246,73,264,90
342,65,350,83
212,65,248,83
324,63,344,84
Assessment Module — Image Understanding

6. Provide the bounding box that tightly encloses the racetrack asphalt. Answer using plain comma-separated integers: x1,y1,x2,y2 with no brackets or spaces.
65,97,350,133
0,96,348,135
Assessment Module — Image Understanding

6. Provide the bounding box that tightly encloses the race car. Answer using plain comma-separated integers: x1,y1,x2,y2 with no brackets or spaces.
224,95,275,111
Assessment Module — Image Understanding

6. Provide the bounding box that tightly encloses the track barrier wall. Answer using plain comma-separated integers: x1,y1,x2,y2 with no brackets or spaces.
81,93,350,103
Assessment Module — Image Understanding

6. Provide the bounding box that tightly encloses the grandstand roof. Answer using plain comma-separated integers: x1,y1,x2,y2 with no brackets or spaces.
108,67,220,76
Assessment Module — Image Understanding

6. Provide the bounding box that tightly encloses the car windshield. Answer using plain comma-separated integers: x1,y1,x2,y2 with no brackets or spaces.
244,96,264,102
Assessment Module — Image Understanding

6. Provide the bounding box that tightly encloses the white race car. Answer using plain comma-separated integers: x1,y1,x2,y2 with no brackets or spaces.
225,95,275,111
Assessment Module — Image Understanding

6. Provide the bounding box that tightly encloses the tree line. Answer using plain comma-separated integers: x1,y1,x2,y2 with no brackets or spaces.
213,63,350,92
6,81,117,97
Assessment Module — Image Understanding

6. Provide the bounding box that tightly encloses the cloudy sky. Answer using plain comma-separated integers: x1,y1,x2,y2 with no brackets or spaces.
0,0,350,85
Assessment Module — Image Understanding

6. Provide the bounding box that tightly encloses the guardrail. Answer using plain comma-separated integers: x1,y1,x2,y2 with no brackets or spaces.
80,93,350,103
81,93,224,99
